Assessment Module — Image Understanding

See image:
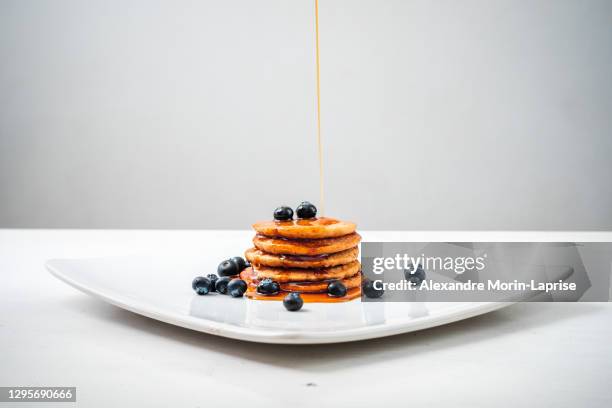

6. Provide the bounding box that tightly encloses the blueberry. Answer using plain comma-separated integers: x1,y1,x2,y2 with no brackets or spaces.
408,275,424,286
217,259,239,277
296,201,317,219
327,280,347,297
207,274,218,292
257,278,280,295
192,276,212,295
192,276,204,291
228,279,247,298
362,279,384,298
283,292,304,311
215,276,231,294
404,264,426,286
274,206,294,221
404,262,416,273
230,256,248,272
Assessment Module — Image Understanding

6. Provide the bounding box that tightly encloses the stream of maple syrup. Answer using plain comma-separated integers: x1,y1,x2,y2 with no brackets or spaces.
315,0,325,217
244,2,361,303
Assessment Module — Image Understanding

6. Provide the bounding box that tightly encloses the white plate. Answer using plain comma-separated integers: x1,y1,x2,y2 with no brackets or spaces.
45,255,519,344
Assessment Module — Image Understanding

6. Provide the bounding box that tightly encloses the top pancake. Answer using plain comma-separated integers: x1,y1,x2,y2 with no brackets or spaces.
252,217,356,239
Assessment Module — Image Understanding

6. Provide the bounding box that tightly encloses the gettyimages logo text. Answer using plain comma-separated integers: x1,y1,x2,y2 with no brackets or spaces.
372,253,487,275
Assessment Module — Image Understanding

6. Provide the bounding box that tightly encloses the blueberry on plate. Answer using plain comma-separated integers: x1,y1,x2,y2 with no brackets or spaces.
404,262,424,275
327,280,347,297
283,292,304,311
206,274,219,292
230,256,248,272
192,276,204,291
362,279,384,298
192,276,212,295
215,276,231,294
273,206,294,221
404,264,426,286
257,278,280,295
404,262,417,273
296,201,317,219
217,259,239,277
228,279,247,298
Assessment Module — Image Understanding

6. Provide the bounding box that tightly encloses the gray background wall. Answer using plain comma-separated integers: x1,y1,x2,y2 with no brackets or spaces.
1,0,611,230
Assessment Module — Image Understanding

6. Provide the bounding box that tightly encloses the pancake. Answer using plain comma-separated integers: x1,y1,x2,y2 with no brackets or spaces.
281,273,361,293
253,232,361,255
240,267,361,293
252,217,356,239
245,246,358,269
247,260,361,282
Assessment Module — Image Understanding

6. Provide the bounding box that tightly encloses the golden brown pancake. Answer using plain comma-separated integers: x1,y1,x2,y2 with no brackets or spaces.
253,232,361,255
240,267,361,293
281,273,361,292
252,217,356,239
247,260,361,282
245,246,358,269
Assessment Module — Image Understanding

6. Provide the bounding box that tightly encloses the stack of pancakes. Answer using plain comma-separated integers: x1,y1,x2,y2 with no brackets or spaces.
241,218,362,299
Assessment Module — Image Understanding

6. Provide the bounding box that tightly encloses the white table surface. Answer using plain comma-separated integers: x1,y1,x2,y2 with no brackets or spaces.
1,229,611,408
